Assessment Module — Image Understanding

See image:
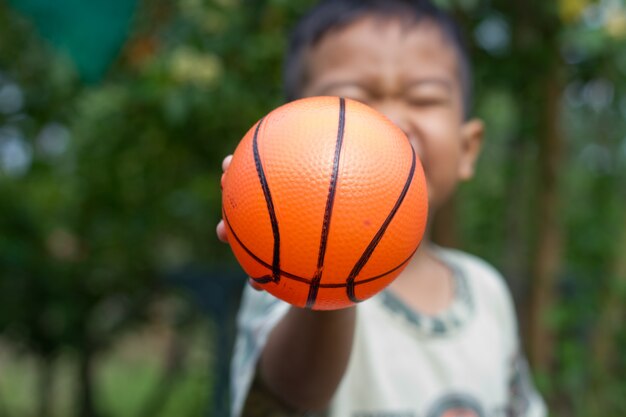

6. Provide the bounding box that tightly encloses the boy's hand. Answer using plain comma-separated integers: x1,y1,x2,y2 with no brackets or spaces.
217,154,263,291
216,155,233,243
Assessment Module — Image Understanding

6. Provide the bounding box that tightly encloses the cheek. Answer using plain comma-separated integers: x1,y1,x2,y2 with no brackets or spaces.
407,116,462,207
423,110,460,141
410,114,461,168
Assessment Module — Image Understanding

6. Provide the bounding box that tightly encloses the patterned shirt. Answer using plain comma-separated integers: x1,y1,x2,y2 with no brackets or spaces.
231,246,546,417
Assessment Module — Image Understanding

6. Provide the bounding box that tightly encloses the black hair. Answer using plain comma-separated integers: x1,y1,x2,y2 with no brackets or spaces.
284,0,472,116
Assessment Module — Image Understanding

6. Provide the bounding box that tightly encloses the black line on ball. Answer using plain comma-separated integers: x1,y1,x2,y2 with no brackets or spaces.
223,209,415,288
346,147,417,303
306,97,347,309
252,117,281,283
223,211,308,284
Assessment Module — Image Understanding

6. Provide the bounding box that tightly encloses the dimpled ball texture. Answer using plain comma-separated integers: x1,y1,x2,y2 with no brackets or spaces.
222,96,428,310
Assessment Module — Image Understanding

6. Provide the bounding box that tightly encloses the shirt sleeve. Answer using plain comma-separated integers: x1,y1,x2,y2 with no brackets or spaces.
506,352,547,417
230,285,291,417
488,266,547,417
458,249,547,417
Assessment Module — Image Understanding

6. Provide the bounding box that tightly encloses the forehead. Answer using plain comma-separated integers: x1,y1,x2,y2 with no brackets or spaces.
304,16,462,90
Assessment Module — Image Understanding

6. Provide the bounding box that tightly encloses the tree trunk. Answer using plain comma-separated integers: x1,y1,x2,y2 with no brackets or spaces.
37,356,54,417
502,136,532,326
78,343,97,417
591,209,626,372
138,331,184,417
526,62,564,373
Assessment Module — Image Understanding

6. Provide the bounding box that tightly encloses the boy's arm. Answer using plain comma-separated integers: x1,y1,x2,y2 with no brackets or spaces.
220,155,355,412
259,306,356,411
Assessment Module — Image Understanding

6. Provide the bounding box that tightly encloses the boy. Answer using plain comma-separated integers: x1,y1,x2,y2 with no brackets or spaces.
217,1,547,416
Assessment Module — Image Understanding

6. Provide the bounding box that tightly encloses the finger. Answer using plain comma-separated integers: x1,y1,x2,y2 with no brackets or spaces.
222,155,233,172
249,278,264,291
216,220,228,243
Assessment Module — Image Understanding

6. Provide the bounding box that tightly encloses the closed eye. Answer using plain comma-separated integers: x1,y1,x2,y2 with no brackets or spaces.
316,82,370,101
407,97,449,107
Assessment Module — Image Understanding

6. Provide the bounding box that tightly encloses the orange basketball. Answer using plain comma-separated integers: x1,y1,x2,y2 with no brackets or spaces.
222,96,428,310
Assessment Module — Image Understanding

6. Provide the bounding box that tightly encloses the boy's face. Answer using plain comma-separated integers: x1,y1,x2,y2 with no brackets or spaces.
301,16,483,213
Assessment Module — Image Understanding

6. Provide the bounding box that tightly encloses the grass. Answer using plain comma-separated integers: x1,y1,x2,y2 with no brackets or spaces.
0,320,214,417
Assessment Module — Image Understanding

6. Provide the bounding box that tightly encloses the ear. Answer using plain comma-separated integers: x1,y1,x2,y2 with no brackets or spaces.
458,118,484,180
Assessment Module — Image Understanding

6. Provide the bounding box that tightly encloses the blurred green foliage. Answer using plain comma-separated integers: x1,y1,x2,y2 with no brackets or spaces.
0,0,625,416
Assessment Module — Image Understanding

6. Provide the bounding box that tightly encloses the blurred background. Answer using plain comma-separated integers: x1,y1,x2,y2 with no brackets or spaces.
0,0,624,416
